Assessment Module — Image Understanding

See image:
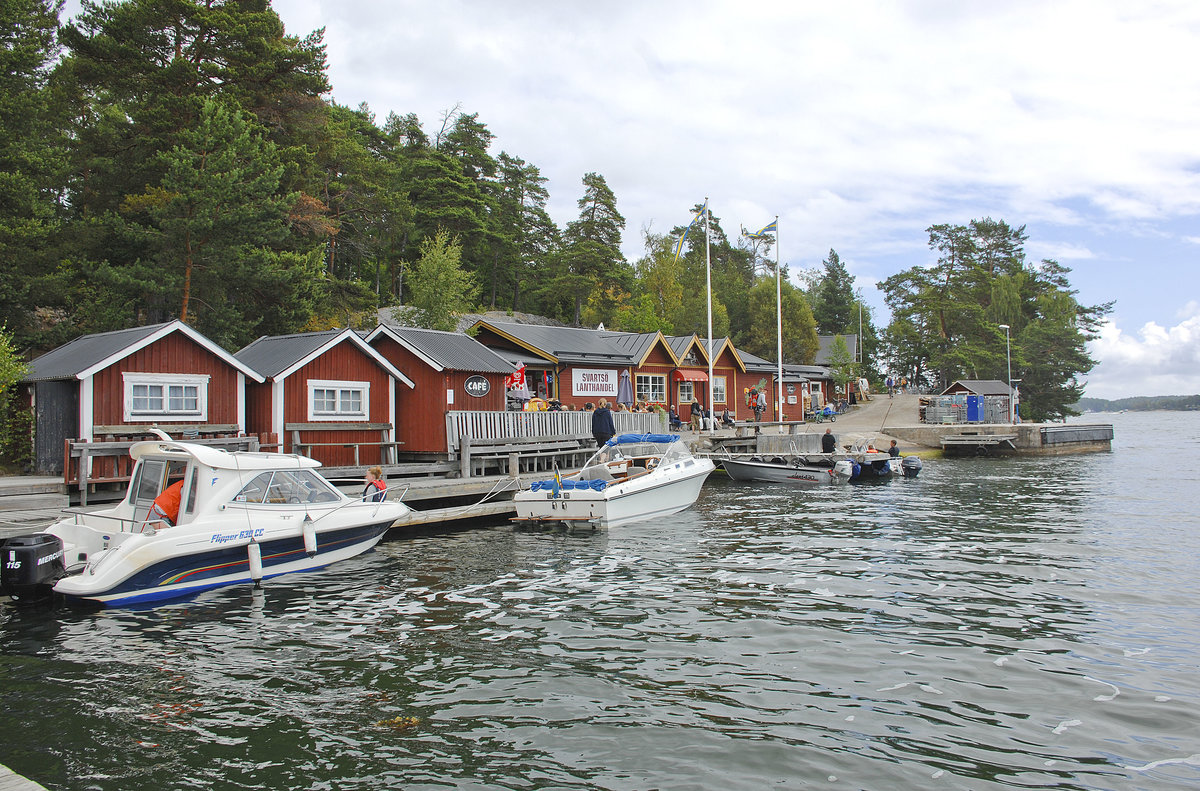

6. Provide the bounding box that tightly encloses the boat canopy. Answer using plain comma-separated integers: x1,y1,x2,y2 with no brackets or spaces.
606,433,680,446
129,440,321,471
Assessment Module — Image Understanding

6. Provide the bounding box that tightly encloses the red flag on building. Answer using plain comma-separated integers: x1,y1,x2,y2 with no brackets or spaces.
504,363,526,390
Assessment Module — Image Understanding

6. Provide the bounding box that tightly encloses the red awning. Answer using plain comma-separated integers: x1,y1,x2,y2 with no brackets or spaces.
673,369,709,382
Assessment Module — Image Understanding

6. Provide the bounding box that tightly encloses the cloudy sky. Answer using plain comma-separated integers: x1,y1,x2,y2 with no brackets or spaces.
73,1,1200,399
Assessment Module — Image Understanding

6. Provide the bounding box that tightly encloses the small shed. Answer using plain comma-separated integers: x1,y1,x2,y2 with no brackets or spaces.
366,324,513,455
931,380,1013,424
941,380,1013,397
21,320,264,475
236,328,415,467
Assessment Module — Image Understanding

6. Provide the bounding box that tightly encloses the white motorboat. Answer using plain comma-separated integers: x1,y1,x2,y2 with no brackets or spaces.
513,433,714,528
1,439,410,606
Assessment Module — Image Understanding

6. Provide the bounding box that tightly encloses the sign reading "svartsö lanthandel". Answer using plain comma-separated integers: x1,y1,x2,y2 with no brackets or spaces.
572,368,618,397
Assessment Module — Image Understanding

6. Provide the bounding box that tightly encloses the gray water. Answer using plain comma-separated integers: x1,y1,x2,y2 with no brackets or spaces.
2,412,1198,790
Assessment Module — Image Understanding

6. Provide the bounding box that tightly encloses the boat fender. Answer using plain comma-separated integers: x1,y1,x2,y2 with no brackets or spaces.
302,517,317,558
247,541,264,588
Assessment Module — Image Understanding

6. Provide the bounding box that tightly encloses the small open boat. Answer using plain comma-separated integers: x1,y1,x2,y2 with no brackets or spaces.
513,433,714,528
1,438,410,606
722,455,850,485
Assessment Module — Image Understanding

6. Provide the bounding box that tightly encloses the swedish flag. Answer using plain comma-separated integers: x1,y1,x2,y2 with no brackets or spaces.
671,200,708,263
745,220,777,239
551,464,562,497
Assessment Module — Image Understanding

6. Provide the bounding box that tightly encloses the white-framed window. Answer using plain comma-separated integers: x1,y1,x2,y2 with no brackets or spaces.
636,374,666,404
123,373,209,421
307,379,369,421
712,375,727,404
678,381,695,404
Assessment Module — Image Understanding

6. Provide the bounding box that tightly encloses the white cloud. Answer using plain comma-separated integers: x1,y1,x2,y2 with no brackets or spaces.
1085,309,1200,398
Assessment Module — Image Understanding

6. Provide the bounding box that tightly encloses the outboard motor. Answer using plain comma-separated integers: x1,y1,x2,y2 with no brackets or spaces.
1,534,65,603
832,459,857,483
901,455,923,479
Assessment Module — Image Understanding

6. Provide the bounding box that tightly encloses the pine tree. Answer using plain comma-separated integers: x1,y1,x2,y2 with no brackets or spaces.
811,249,856,334
560,172,628,325
0,0,66,345
120,98,313,347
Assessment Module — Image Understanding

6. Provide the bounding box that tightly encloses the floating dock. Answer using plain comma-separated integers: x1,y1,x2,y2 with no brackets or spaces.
0,763,49,791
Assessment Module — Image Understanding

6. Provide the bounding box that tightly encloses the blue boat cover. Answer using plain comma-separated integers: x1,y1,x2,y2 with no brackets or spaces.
606,433,680,446
529,479,607,492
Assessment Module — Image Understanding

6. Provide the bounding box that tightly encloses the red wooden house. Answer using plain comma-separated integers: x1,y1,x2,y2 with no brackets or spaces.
21,320,264,475
468,320,781,421
235,328,414,467
366,324,514,456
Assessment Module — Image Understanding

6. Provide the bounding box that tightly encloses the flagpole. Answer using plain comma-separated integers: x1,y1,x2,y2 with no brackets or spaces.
705,198,714,435
774,215,783,421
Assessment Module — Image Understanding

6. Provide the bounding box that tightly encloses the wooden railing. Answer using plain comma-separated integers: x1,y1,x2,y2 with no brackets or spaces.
444,410,665,457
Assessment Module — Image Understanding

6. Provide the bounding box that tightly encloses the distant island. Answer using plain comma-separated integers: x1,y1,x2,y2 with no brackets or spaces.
1077,395,1200,412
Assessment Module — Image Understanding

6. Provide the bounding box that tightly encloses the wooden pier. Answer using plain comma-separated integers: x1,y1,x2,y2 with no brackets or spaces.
0,764,49,791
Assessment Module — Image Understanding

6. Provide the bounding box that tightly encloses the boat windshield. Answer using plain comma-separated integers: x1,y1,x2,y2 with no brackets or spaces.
578,438,691,476
233,469,342,504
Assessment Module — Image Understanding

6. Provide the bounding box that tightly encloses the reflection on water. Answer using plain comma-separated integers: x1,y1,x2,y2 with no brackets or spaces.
2,412,1200,790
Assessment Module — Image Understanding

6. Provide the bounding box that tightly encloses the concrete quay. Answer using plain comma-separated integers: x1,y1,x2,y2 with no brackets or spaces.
690,392,1112,457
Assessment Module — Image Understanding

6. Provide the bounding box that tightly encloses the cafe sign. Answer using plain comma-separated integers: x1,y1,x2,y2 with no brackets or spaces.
464,375,491,397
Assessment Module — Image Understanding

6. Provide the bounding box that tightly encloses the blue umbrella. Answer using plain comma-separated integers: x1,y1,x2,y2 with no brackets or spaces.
617,369,634,406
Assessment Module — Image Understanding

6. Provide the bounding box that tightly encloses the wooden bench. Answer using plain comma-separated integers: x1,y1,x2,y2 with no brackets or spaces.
733,420,809,437
285,422,402,465
459,434,595,478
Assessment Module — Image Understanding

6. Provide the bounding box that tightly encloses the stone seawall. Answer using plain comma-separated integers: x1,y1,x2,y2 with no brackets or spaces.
885,423,1113,454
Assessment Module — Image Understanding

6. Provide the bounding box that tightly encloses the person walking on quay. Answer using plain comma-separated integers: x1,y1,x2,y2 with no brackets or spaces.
689,398,702,432
592,398,616,447
822,427,837,454
750,388,766,422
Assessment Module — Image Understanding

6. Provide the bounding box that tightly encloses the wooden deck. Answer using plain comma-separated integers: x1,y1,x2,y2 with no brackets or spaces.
0,764,49,791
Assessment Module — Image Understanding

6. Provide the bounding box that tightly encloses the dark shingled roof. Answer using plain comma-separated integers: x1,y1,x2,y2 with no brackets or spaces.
736,349,781,372
236,329,344,379
481,321,638,365
23,321,263,383
602,331,663,363
377,326,514,374
664,335,697,361
942,379,1013,396
816,334,858,365
24,323,169,382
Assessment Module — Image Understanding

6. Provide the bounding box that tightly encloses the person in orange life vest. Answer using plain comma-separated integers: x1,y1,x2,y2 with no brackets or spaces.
148,480,185,527
363,466,387,502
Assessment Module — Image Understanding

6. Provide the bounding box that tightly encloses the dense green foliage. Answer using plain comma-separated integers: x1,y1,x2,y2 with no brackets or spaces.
0,1,1109,426
402,230,476,333
879,219,1112,421
0,325,31,469
1077,395,1200,412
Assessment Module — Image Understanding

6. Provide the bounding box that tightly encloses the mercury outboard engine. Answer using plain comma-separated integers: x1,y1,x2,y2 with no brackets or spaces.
901,455,923,479
1,534,65,603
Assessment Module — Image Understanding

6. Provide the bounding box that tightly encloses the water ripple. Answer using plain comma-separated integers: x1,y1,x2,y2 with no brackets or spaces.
3,412,1200,789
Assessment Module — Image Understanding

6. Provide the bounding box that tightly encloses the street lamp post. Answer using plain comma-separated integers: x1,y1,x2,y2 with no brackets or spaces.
998,324,1012,424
